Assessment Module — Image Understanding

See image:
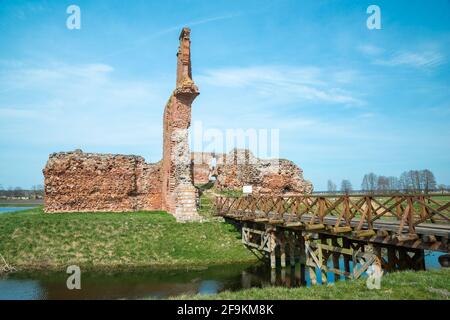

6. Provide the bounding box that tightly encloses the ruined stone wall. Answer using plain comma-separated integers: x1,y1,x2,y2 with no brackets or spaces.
191,152,224,185
160,28,201,221
43,150,162,212
192,149,313,194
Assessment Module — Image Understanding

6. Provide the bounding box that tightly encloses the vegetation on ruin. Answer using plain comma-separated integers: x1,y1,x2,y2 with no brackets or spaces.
0,207,256,272
173,268,450,300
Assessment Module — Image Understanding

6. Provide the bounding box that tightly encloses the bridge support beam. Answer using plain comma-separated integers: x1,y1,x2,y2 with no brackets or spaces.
384,245,425,271
279,232,286,269
304,233,377,282
240,223,430,287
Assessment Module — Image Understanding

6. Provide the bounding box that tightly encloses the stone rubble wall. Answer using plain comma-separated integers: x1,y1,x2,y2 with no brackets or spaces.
191,150,313,194
191,152,220,185
43,150,162,212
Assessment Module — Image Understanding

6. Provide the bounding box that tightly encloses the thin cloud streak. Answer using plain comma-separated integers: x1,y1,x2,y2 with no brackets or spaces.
374,51,446,69
197,66,365,107
104,12,242,59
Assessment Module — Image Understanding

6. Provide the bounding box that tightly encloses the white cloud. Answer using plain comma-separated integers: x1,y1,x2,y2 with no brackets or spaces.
197,65,365,107
104,12,242,59
355,112,375,119
357,43,446,70
357,44,384,56
0,62,168,149
374,51,445,69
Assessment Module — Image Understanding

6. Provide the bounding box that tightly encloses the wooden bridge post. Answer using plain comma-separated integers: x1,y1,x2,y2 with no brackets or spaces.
289,232,296,268
413,249,426,270
331,237,341,282
305,234,318,285
270,231,277,270
398,248,408,270
279,232,286,269
297,232,306,285
387,246,398,271
320,235,328,285
271,268,276,285
343,237,351,275
372,245,384,271
281,265,286,283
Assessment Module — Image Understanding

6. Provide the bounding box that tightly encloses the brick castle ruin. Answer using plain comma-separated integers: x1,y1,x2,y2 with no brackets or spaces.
43,28,313,221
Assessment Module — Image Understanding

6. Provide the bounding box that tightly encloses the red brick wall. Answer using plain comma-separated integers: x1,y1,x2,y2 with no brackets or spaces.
43,151,162,212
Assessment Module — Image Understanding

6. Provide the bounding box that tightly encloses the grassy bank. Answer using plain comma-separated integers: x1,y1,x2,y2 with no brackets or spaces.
0,208,256,272
174,268,450,300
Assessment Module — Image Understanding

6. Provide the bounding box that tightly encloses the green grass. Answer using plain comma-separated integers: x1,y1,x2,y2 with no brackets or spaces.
217,189,243,197
174,268,450,300
198,192,215,219
0,208,256,272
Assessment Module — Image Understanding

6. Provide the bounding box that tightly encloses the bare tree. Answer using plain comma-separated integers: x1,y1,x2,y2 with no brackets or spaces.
388,176,399,191
327,180,337,193
361,173,378,192
411,170,421,191
377,176,390,192
341,180,353,193
400,170,419,191
420,169,436,193
12,187,24,198
398,169,439,193
437,184,447,193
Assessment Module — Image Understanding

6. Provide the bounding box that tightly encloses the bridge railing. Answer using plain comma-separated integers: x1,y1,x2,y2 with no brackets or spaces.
215,194,450,238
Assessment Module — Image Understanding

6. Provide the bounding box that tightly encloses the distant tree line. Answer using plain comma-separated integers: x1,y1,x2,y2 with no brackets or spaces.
325,169,448,194
0,184,44,199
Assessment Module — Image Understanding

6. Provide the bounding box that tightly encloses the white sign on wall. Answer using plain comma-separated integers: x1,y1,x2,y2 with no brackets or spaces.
243,185,253,194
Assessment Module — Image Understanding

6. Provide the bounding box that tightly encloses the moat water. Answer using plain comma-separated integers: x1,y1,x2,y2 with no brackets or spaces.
0,252,445,300
0,207,36,214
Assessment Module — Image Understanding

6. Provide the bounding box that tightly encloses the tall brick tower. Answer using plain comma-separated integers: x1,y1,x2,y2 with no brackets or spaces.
161,28,201,222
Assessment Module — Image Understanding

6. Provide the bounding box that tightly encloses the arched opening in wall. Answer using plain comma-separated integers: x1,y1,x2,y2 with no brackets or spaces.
208,157,217,182
210,157,217,169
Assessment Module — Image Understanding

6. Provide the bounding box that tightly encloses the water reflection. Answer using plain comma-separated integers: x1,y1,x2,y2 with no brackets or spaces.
0,207,36,214
268,250,445,287
0,251,444,300
0,264,270,300
0,279,45,300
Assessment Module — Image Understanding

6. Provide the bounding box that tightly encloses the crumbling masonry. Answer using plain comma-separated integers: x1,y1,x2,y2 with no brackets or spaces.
43,28,313,221
160,28,200,221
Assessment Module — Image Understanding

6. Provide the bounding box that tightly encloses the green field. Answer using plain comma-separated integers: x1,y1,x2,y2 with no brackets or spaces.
0,207,256,272
174,268,450,300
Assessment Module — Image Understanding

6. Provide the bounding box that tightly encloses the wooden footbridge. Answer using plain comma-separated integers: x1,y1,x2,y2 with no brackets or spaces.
215,194,450,284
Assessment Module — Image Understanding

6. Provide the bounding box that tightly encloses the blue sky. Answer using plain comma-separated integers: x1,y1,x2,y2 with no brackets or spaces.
0,0,449,190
